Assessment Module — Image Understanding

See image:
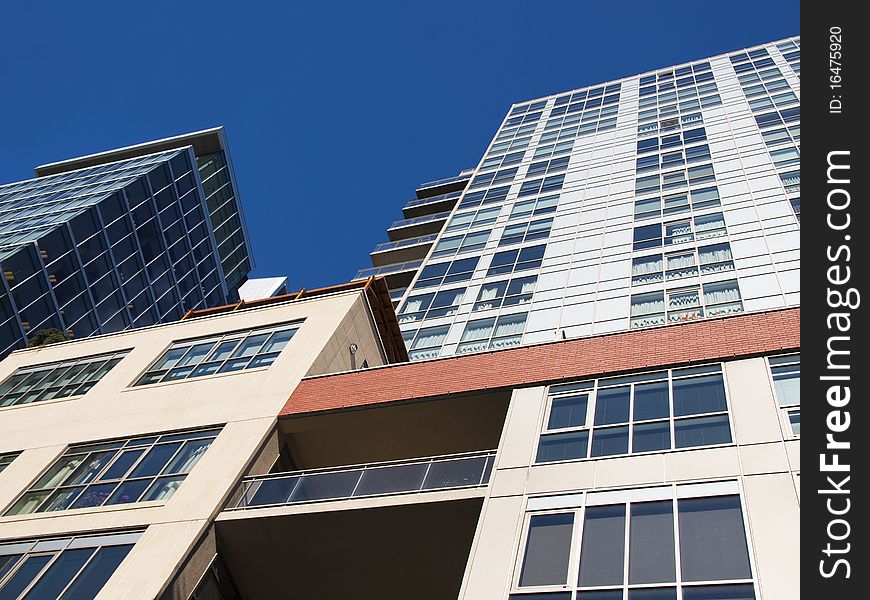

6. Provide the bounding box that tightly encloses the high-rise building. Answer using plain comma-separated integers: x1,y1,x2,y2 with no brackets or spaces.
0,128,253,357
360,37,800,361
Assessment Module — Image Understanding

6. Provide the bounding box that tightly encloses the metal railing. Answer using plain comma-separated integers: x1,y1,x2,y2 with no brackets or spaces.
353,260,423,280
389,211,451,230
232,450,496,510
372,234,437,253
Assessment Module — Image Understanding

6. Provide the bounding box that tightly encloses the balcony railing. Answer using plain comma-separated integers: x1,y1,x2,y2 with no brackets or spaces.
372,234,437,253
389,211,451,230
403,190,462,210
417,173,472,190
353,260,423,280
232,450,496,510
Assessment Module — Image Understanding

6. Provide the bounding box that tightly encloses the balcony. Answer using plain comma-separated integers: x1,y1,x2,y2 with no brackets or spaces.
353,260,422,281
233,450,495,510
369,234,436,267
387,211,450,241
402,190,463,219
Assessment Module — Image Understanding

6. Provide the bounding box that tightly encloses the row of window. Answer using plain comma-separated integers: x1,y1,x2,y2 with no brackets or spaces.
6,428,221,515
636,144,711,174
0,351,129,408
630,280,743,328
631,243,734,286
0,531,141,599
514,483,755,598
633,213,727,251
0,323,301,411
537,365,731,463
637,127,706,155
403,310,529,360
634,186,721,221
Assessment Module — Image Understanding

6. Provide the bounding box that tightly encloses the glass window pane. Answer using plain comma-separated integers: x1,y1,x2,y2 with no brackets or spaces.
105,479,151,506
628,589,677,600
678,495,752,581
57,544,133,600
140,475,186,502
548,394,588,429
520,513,574,587
0,555,53,599
230,334,270,358
164,439,213,475
673,375,727,416
578,505,625,586
128,442,182,478
681,584,756,600
674,415,731,448
591,426,629,457
537,431,589,463
260,329,296,354
632,421,671,452
98,449,145,481
633,381,670,421
629,501,676,584
772,366,800,406
70,483,118,509
21,548,95,600
594,386,630,425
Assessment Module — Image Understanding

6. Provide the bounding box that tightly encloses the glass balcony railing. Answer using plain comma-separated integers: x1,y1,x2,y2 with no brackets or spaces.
372,234,437,253
353,260,423,280
417,172,472,190
403,190,462,210
232,450,496,510
389,211,451,230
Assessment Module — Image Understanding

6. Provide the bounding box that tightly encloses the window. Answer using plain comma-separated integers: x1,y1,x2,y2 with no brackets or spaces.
632,243,734,286
510,195,559,220
430,229,491,258
0,531,141,599
457,313,527,354
414,257,479,288
487,245,546,276
527,156,570,178
469,167,518,190
0,351,129,408
537,364,731,463
398,288,465,324
630,279,742,328
514,483,755,598
789,197,800,222
457,185,509,210
533,140,574,160
5,428,221,515
474,276,536,311
445,206,501,232
406,325,450,361
134,324,298,386
0,453,19,474
768,353,800,437
634,212,725,250
500,218,553,246
519,175,565,198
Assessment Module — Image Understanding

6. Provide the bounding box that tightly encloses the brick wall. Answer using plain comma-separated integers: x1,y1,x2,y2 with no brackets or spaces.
282,308,800,416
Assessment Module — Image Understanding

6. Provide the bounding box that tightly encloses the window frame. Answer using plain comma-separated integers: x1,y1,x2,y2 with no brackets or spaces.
3,427,222,516
133,322,301,387
511,481,758,598
536,364,734,464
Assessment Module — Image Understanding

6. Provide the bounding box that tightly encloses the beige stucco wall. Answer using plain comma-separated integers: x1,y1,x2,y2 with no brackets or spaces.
0,289,387,599
459,355,800,600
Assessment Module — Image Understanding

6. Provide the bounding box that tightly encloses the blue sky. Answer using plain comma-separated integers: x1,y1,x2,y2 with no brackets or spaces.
0,1,799,290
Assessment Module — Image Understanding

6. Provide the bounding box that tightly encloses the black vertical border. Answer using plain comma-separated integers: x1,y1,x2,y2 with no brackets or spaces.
803,1,867,596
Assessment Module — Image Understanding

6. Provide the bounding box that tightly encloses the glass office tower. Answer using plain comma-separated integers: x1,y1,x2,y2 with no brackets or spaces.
360,37,800,361
0,129,253,357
